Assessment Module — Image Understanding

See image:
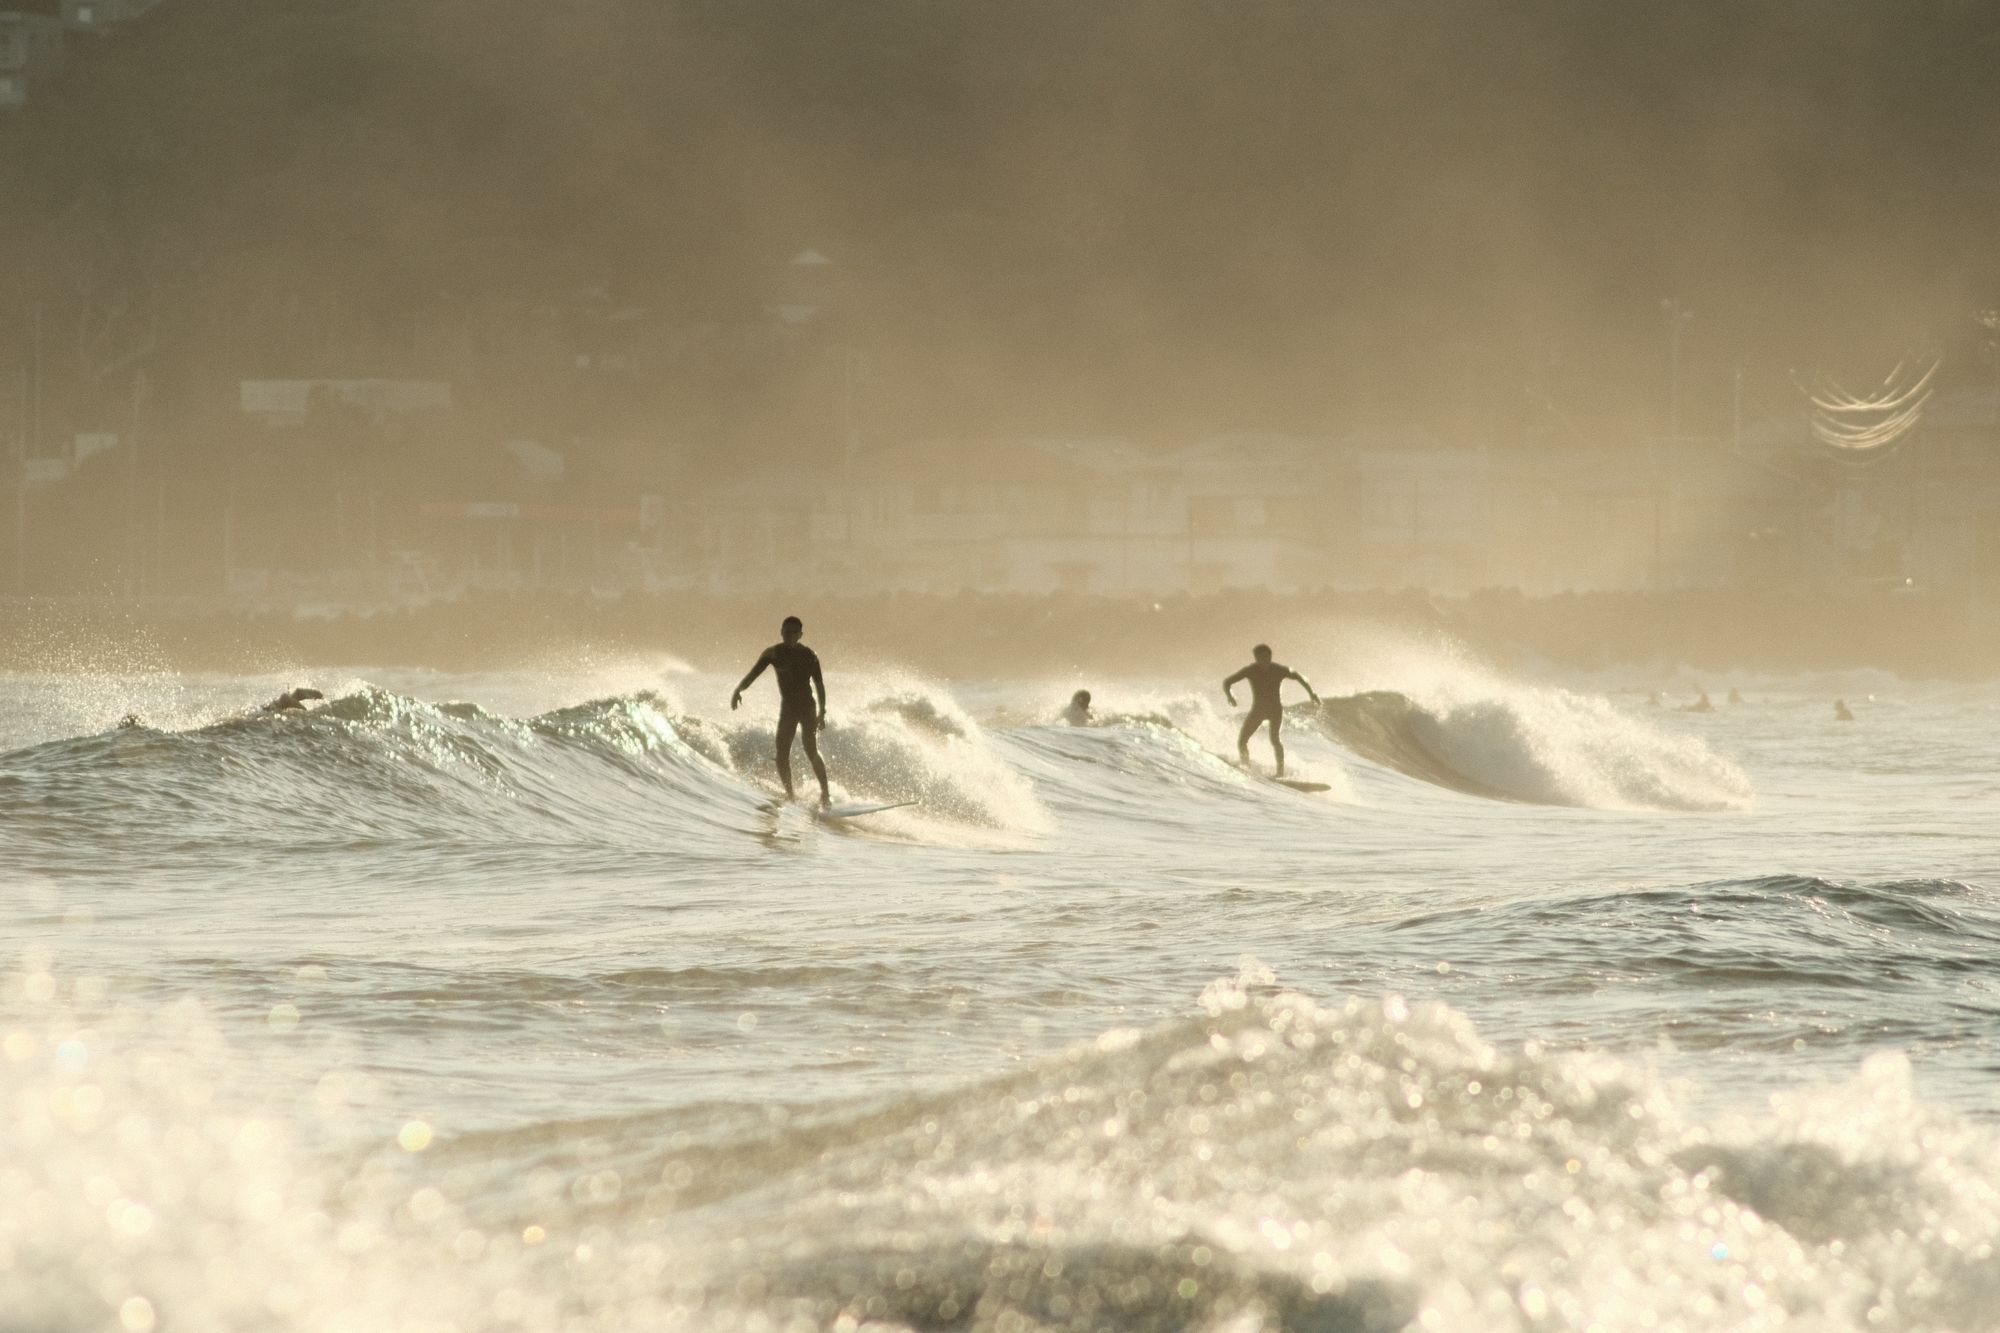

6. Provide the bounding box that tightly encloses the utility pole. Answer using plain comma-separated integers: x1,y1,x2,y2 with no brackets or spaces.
1731,361,1743,455
1978,310,2000,426
127,370,148,596
222,474,235,595
842,344,858,575
1659,298,1694,591
1661,297,1694,456
11,364,24,594
1974,311,2000,630
30,301,42,460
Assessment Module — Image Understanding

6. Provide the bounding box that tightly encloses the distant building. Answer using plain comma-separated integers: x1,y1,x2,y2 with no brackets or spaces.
683,435,1344,597
60,0,162,29
766,249,842,330
0,12,64,110
1819,387,2000,611
502,438,565,483
239,379,454,428
1345,442,1493,591
1172,434,1332,594
72,432,119,468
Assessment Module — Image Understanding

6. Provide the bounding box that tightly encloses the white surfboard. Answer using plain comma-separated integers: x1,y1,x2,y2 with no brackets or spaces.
1229,757,1330,794
815,800,915,821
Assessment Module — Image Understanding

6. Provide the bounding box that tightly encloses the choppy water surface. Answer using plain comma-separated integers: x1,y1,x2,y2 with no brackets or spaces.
3,651,1999,1331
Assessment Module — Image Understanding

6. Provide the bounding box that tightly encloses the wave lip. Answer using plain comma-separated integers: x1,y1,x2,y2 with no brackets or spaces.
0,685,758,856
1313,688,1754,810
0,679,1054,863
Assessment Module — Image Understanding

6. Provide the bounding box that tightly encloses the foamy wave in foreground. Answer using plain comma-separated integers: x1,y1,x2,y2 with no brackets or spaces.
4,966,1993,1332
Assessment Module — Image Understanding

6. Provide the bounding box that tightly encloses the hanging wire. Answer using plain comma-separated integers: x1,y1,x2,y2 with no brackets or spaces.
1791,359,1939,455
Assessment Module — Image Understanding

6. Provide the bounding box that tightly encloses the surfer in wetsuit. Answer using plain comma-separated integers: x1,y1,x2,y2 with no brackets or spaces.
1063,689,1093,726
1223,644,1319,776
731,615,830,804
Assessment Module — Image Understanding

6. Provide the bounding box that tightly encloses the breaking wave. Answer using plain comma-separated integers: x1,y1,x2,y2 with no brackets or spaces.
0,667,1754,874
1312,687,1753,810
0,681,1049,860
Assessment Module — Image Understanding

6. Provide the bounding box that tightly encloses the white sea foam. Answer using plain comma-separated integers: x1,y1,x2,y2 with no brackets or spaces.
1296,635,1756,810
5,966,1998,1332
1406,685,1754,810
702,671,1052,836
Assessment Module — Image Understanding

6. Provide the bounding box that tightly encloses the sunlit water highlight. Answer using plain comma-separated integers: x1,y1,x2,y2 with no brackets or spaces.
3,658,1999,1331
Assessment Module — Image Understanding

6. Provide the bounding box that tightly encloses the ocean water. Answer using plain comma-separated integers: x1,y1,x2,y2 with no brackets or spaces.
3,645,1999,1332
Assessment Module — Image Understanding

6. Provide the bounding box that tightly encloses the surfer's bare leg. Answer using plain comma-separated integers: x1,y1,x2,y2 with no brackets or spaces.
775,713,799,798
799,716,831,804
1236,712,1259,766
1268,712,1286,777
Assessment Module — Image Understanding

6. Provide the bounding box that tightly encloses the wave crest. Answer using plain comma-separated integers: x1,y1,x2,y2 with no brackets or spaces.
1315,687,1753,810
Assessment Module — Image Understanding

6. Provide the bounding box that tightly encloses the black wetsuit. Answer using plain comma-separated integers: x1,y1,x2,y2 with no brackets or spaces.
1229,661,1295,724
737,640,830,800
1225,659,1308,773
750,641,824,746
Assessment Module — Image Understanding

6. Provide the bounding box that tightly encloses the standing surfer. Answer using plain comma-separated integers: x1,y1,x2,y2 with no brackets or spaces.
732,616,831,805
1223,644,1319,776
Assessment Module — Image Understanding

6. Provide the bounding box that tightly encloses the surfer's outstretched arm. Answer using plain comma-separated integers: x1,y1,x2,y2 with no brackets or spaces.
1289,670,1320,703
1222,666,1249,705
731,651,772,709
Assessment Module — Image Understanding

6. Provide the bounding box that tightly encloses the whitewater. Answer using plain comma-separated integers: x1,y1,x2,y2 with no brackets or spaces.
4,647,2000,1332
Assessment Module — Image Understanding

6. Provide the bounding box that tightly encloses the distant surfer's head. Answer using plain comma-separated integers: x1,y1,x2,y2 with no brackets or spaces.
1071,689,1091,709
1252,643,1272,662
781,615,803,642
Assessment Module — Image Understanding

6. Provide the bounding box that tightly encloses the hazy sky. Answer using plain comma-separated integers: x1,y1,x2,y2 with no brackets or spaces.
4,0,1999,445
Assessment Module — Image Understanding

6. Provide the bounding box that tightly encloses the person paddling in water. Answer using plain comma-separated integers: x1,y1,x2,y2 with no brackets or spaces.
1062,689,1094,726
732,615,831,805
1223,644,1319,776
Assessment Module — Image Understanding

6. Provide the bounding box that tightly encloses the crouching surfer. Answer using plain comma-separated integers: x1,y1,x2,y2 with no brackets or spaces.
125,686,326,730
264,687,325,713
1223,644,1319,777
731,615,831,806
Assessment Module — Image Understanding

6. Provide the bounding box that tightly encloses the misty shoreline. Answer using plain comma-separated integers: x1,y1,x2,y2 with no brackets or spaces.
0,588,1984,681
